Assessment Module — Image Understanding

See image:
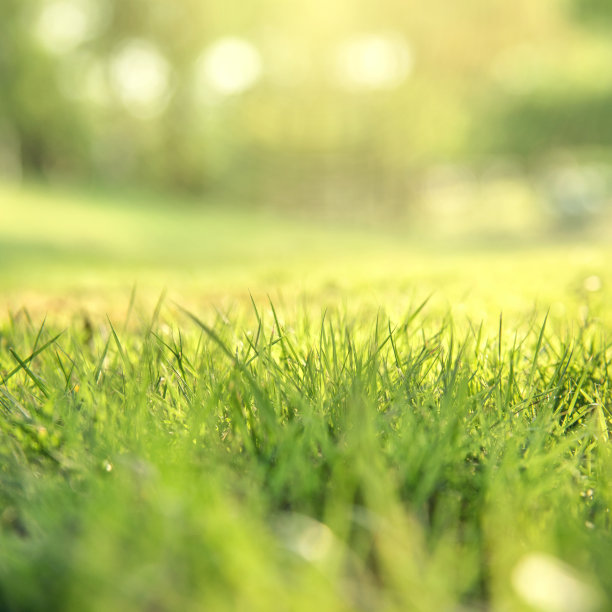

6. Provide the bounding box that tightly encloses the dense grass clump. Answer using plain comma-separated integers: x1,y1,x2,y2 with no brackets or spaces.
0,300,611,611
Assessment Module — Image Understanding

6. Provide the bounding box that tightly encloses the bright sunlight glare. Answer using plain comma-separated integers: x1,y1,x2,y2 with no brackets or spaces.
34,0,102,55
512,553,601,612
335,34,413,91
195,37,262,97
109,40,172,119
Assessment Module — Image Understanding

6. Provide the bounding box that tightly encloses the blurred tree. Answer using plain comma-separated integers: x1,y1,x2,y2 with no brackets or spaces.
570,0,612,24
484,0,612,159
0,0,91,177
1,0,609,218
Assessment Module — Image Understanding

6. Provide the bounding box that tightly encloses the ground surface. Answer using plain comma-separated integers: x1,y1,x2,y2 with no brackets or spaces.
1,182,611,611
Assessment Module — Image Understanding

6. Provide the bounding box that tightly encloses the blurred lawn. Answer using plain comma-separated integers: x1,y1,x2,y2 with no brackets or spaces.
1,181,611,325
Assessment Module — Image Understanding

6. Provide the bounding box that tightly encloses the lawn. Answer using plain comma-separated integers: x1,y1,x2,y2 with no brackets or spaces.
1,182,611,611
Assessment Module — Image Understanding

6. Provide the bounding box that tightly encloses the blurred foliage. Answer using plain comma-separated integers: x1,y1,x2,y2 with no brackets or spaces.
1,0,612,217
571,0,612,24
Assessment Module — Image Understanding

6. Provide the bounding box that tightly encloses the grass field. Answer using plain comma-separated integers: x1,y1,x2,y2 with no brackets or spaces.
1,182,612,611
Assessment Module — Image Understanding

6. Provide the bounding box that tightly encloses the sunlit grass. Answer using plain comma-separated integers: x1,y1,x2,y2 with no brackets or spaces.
0,295,611,611
1,181,611,322
1,182,612,610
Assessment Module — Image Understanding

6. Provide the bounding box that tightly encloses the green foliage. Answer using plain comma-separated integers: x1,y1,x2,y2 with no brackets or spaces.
571,0,612,24
0,1,90,176
0,299,610,611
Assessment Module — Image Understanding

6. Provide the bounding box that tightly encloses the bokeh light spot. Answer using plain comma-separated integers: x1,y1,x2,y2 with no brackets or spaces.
195,37,262,96
335,34,413,91
34,0,102,55
512,553,601,612
110,40,172,120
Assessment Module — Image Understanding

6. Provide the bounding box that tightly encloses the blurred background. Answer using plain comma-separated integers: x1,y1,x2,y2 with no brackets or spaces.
3,0,612,237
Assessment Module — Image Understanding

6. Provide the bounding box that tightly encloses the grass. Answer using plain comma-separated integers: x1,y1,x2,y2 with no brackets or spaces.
1,182,612,611
2,181,612,314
